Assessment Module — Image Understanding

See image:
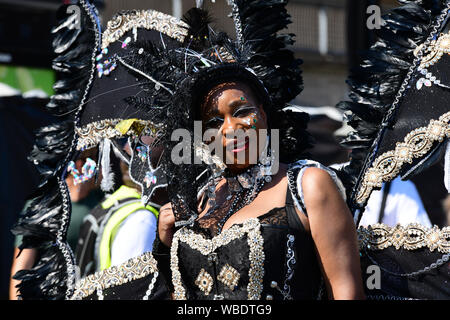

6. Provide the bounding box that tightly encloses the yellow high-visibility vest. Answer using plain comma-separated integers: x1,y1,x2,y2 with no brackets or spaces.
98,185,158,270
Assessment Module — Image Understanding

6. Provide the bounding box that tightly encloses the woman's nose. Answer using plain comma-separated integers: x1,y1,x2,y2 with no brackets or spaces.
221,116,245,136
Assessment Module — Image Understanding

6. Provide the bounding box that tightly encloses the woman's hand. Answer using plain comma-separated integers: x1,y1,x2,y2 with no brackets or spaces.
158,203,176,248
301,167,365,300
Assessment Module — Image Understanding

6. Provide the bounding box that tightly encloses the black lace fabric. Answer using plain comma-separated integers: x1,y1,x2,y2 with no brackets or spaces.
196,192,289,237
196,191,242,237
259,207,289,226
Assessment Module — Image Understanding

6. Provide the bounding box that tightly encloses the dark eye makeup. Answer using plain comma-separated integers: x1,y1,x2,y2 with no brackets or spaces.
204,105,257,129
232,105,257,118
204,116,224,129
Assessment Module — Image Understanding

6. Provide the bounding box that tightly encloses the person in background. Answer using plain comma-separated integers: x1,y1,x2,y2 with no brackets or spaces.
9,149,103,299
75,140,166,278
358,177,432,228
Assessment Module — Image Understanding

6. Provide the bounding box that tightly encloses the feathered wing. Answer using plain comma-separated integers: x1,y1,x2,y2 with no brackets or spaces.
11,1,100,299
336,0,449,216
337,0,450,300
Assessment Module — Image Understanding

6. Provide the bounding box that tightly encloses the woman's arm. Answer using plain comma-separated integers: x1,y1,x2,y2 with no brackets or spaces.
158,203,176,248
9,247,37,300
301,167,365,300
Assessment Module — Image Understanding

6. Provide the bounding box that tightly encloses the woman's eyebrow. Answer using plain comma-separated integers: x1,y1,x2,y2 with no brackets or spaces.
228,98,248,109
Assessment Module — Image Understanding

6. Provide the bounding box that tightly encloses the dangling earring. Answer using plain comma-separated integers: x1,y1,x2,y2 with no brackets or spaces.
206,177,216,207
258,135,275,183
67,158,97,185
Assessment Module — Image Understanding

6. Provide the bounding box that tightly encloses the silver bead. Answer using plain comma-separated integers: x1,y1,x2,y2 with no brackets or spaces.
266,294,273,300
270,281,278,288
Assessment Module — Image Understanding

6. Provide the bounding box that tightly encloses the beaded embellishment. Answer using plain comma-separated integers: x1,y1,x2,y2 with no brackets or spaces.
170,218,265,300
101,10,189,50
283,234,296,300
70,252,158,300
414,31,450,70
195,269,214,296
217,264,240,291
358,223,450,253
356,112,450,205
67,158,97,184
76,119,156,151
413,30,450,90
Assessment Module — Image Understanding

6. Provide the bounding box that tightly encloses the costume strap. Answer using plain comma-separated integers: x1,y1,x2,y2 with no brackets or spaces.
287,160,347,217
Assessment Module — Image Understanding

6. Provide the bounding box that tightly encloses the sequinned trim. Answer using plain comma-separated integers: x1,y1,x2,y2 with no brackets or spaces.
171,218,265,300
70,251,158,300
75,119,156,150
356,112,450,205
358,223,450,253
287,159,347,214
102,10,189,49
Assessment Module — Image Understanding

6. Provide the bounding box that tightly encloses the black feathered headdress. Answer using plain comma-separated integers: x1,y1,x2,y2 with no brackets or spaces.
116,0,311,225
12,0,312,299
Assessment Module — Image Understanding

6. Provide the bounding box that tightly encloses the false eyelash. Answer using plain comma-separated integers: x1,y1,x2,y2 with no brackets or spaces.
232,106,257,117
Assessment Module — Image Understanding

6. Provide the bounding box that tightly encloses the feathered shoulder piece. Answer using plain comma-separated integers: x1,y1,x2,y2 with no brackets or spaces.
337,0,450,220
12,0,100,299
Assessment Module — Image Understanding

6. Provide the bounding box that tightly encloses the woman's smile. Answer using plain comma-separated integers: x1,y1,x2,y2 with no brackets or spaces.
227,136,250,153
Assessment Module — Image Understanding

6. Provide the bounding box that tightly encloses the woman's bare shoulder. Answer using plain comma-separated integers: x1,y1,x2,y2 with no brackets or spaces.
301,166,343,204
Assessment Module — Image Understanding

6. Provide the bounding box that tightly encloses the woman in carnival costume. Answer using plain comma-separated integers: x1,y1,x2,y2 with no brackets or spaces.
18,0,450,301
13,0,365,300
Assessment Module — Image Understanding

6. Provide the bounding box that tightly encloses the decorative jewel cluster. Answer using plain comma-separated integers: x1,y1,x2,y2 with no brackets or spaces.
96,47,118,78
170,218,265,300
217,264,240,291
144,170,157,188
195,269,214,296
136,146,149,162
